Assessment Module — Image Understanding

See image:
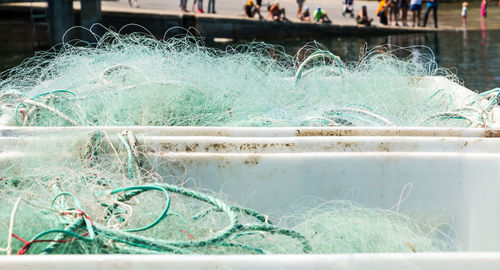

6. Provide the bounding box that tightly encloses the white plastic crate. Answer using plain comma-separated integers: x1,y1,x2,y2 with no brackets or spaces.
1,126,500,269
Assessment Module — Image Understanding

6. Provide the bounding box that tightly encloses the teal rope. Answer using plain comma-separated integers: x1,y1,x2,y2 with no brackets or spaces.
109,185,170,232
157,183,239,248
42,218,84,254
236,224,312,253
193,206,273,225
25,218,89,255
95,224,191,254
117,133,135,179
483,88,500,111
468,88,500,112
420,112,475,127
423,88,453,106
51,192,96,239
231,231,267,240
31,90,79,101
98,228,191,254
23,182,310,255
28,228,92,244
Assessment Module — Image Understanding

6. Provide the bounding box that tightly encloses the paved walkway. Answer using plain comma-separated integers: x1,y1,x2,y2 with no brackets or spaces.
9,0,467,30
101,0,396,27
97,0,470,30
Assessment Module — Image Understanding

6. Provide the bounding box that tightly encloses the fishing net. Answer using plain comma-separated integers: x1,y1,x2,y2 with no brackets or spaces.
0,30,498,128
0,28,473,255
0,130,459,255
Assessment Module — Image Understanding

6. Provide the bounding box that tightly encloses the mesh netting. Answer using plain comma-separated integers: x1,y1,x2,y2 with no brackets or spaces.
0,131,459,255
0,28,475,255
0,30,498,127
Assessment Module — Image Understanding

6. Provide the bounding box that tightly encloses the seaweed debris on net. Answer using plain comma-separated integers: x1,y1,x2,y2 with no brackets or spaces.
0,27,498,127
0,131,459,255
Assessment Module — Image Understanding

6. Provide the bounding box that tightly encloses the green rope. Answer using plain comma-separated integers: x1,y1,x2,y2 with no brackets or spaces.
51,192,96,239
423,88,453,107
42,218,84,254
97,227,191,254
117,133,135,179
157,183,239,248
236,224,312,253
193,206,273,225
28,228,92,244
109,185,170,232
17,181,311,255
31,90,79,101
420,112,476,127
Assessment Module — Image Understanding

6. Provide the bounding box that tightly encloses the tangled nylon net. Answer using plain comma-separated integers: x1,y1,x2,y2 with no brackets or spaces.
0,130,459,255
0,28,473,255
0,29,498,128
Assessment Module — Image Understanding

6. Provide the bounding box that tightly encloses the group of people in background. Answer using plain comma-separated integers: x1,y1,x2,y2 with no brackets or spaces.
177,0,500,29
296,1,332,23
244,0,374,26
298,0,371,25
179,0,216,13
244,1,332,23
376,0,498,29
375,0,437,27
244,1,287,21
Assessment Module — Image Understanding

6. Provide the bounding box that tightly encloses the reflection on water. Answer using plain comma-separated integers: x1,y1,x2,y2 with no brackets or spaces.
1,31,499,91
437,2,500,30
256,30,500,91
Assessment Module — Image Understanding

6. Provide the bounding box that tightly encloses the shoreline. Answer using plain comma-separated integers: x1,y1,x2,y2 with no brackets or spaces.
0,3,444,42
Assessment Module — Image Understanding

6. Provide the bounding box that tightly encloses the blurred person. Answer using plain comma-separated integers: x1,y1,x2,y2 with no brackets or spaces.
342,0,355,17
399,0,409,26
461,2,468,28
180,0,188,12
390,0,400,26
410,0,422,26
245,0,263,19
256,0,263,11
376,0,392,25
128,0,139,8
480,0,487,19
268,2,287,22
422,0,438,28
356,5,373,25
314,6,331,23
208,0,216,13
297,0,305,19
192,0,204,13
300,6,311,21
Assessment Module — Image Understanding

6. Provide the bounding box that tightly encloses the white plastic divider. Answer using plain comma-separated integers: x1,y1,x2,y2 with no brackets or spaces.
3,135,500,153
0,126,498,137
2,253,500,270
